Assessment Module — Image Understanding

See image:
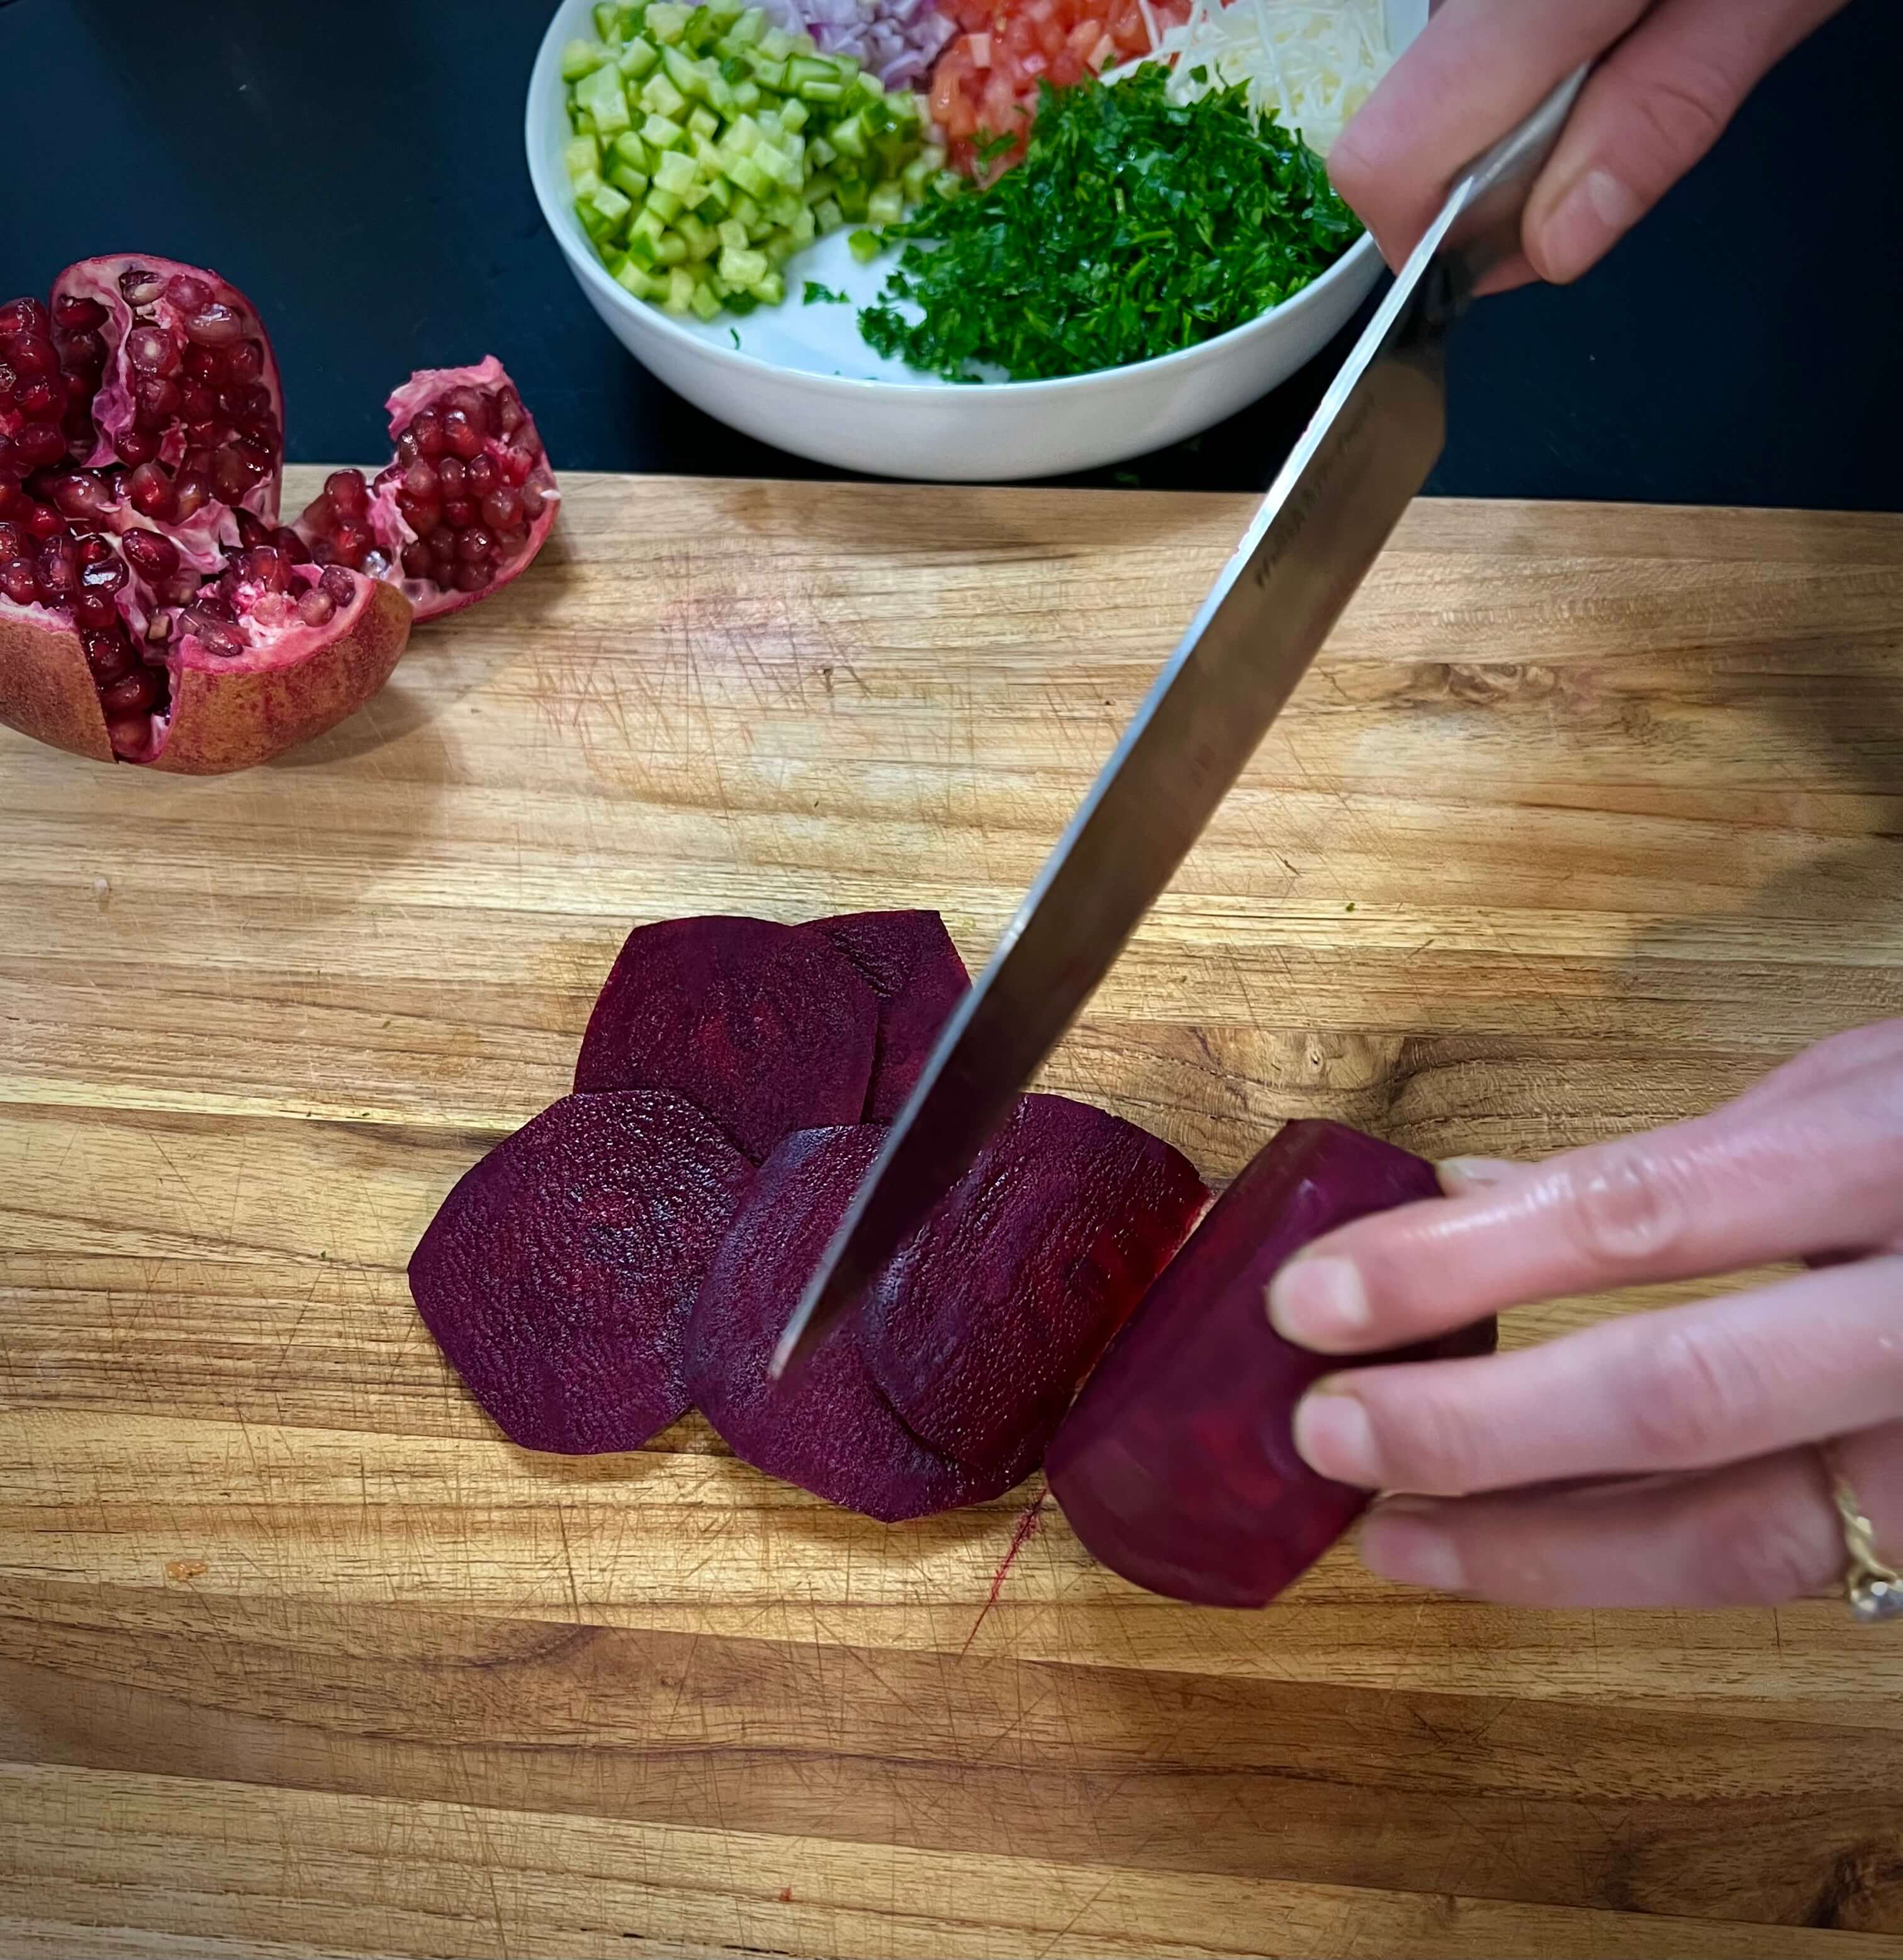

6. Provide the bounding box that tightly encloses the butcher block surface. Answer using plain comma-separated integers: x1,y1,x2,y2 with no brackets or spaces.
3,473,1902,1959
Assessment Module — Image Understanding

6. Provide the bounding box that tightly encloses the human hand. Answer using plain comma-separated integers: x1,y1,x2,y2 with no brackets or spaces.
1265,1021,1903,1609
1329,0,1850,290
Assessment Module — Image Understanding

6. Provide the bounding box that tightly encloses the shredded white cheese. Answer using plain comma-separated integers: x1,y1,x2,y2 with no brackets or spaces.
1114,0,1388,155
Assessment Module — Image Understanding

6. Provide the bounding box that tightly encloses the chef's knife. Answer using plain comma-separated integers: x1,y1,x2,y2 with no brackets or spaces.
773,69,1590,1380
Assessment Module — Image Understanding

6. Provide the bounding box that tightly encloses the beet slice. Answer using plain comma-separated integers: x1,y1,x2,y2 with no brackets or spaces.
409,1090,753,1453
574,916,879,1161
806,910,970,1121
684,1126,1038,1521
1045,1121,1499,1608
860,1094,1210,1474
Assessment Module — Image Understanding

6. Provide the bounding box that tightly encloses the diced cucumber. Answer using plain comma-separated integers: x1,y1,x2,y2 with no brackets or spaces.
564,135,602,181
806,134,836,169
755,269,785,305
867,182,904,226
646,2,692,42
726,154,775,201
663,265,697,313
679,177,713,210
899,156,929,201
732,79,761,109
847,227,882,264
629,207,668,252
829,113,868,159
661,44,709,100
854,70,885,99
678,210,719,259
729,192,761,228
723,6,765,45
589,182,634,230
919,142,946,171
717,244,770,288
691,131,724,170
813,196,844,234
593,2,619,40
786,55,842,102
722,112,761,154
705,72,737,116
758,25,794,59
615,259,665,299
778,96,809,133
690,281,724,322
764,188,803,226
717,216,749,252
653,146,698,193
571,108,596,135
612,129,652,170
608,162,651,199
561,37,611,80
575,62,633,135
570,165,604,200
642,111,687,150
639,69,688,119
835,179,870,221
788,204,816,245
687,104,721,143
617,35,660,77
654,231,689,264
646,185,685,221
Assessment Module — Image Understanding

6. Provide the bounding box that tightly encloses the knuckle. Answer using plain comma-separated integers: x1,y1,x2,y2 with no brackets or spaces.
1622,1324,1761,1465
1368,1377,1493,1497
1561,1145,1687,1268
1620,48,1737,186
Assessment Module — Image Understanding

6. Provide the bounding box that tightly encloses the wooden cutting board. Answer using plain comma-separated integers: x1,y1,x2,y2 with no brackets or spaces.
3,473,1902,1960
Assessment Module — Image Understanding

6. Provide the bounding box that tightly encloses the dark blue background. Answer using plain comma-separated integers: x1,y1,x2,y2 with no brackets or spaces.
4,0,1897,505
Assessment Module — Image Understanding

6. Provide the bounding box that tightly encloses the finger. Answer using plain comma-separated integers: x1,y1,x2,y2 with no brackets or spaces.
1291,1257,1903,1494
1267,1070,1903,1354
1731,1017,1903,1119
1328,0,1648,270
1523,0,1853,283
1358,1420,1903,1608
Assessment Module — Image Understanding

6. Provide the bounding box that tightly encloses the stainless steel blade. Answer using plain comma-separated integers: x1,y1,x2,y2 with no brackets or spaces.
773,70,1588,1380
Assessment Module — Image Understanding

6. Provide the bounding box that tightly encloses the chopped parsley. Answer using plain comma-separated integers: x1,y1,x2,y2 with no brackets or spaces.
803,281,850,305
858,67,1361,382
729,328,742,349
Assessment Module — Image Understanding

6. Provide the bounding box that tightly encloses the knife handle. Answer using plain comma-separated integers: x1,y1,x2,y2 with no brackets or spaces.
1441,66,1592,292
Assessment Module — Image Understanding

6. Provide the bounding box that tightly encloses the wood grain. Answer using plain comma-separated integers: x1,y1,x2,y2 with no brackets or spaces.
3,474,1900,1958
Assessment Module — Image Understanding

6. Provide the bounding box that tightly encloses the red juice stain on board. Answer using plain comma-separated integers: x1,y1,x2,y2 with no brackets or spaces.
962,1488,1047,1655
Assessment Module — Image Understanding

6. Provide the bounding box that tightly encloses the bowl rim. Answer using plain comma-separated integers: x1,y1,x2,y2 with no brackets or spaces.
525,0,1381,405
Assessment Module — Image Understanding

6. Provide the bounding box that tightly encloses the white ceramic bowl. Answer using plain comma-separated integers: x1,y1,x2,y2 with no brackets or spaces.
527,0,1423,479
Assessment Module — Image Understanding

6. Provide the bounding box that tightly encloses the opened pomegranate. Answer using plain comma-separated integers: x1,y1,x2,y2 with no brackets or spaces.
296,357,559,622
0,255,556,772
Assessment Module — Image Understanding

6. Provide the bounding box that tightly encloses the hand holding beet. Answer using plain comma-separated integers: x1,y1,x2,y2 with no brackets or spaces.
1269,1021,1903,1611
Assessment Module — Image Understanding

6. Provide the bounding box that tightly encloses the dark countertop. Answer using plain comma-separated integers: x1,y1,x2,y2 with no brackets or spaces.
4,0,1899,507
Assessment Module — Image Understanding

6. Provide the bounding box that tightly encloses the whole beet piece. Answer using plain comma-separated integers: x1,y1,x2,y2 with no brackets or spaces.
1046,1121,1498,1608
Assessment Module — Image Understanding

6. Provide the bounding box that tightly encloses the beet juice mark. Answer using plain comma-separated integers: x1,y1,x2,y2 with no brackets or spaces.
962,1487,1048,1656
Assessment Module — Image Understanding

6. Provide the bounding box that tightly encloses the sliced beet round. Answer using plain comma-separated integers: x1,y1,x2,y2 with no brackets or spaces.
408,1090,753,1454
683,1125,1040,1522
860,1094,1210,1474
806,909,970,1121
574,916,879,1162
1045,1121,1500,1609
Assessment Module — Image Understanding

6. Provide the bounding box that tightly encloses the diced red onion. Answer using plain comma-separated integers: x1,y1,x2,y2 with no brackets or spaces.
756,0,953,94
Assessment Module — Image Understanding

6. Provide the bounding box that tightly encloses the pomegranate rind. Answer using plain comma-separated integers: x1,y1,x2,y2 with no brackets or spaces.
0,600,113,763
860,1094,1210,1472
368,356,560,624
149,575,412,775
410,1090,753,1454
575,916,880,1162
53,253,284,556
684,1126,1040,1521
806,909,970,1122
1045,1121,1500,1609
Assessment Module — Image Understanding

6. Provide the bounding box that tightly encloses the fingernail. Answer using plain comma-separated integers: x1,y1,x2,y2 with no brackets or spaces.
1361,1501,1466,1592
1537,167,1641,283
1266,1256,1370,1348
1291,1386,1381,1487
1437,1156,1518,1195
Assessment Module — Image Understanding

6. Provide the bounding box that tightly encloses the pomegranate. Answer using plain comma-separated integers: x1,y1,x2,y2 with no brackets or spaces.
0,255,556,773
296,357,559,623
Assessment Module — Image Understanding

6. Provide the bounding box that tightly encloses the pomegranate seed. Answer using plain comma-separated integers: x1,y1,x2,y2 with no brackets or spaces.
407,410,444,459
442,411,482,460
444,387,491,436
0,297,50,337
35,551,77,602
181,381,221,422
520,480,547,519
105,714,150,756
115,428,159,468
184,303,244,347
211,447,254,503
0,521,23,561
442,499,474,528
24,503,64,541
52,474,113,520
395,492,441,531
400,541,434,580
60,329,106,372
73,588,120,629
235,510,272,550
326,469,369,518
295,585,336,628
274,527,310,564
9,333,57,378
301,491,337,537
457,526,495,564
14,423,67,469
227,340,264,383
127,462,177,519
432,546,458,581
395,462,438,507
329,520,371,568
127,325,180,374
435,457,466,496
102,668,157,715
318,566,356,608
84,632,135,683
467,453,500,498
452,561,491,593
173,473,212,520
118,269,165,306
165,274,211,314
496,391,525,436
121,527,180,578
53,294,107,330
17,377,60,418
189,615,247,658
182,342,222,383
81,553,127,592
0,560,36,604
398,432,425,470
135,376,184,423
245,546,291,592
0,480,21,518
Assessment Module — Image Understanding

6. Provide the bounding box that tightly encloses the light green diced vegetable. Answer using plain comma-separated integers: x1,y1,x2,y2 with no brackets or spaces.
570,165,605,200
639,69,688,118
663,265,697,313
642,111,687,149
829,112,868,159
646,1,692,42
800,169,836,206
854,70,885,99
724,6,765,45
889,90,923,125
615,259,665,299
813,196,844,235
745,50,789,89
847,227,882,264
785,55,842,102
835,177,870,220
680,178,713,210
899,156,929,201
717,217,749,252
653,146,698,193
589,181,634,228
691,132,724,169
612,130,651,170
698,174,733,214
575,62,633,135
758,25,794,59
752,140,799,188
919,142,946,171
610,160,653,198
561,36,611,80
764,188,802,226
778,96,809,133
688,103,721,140
677,210,718,259
690,281,724,322
867,182,904,226
571,108,597,135
722,113,761,154
726,154,775,201
629,207,668,251
717,245,770,288
789,204,816,245
806,134,836,169
933,169,963,199
731,79,761,109
646,185,685,221
653,230,689,264
565,135,602,181
593,3,619,40
661,45,710,100
617,35,660,77
755,269,785,305
729,192,761,228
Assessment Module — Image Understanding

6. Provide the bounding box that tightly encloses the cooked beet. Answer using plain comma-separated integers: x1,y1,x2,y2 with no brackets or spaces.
574,916,879,1161
1045,1121,1499,1608
860,1095,1210,1473
409,1091,753,1453
806,910,970,1121
684,1126,1039,1521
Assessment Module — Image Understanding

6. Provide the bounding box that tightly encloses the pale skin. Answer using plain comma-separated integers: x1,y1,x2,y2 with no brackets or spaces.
1273,0,1894,1610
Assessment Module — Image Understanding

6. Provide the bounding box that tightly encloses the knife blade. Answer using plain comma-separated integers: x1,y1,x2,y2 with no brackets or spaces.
773,69,1589,1380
